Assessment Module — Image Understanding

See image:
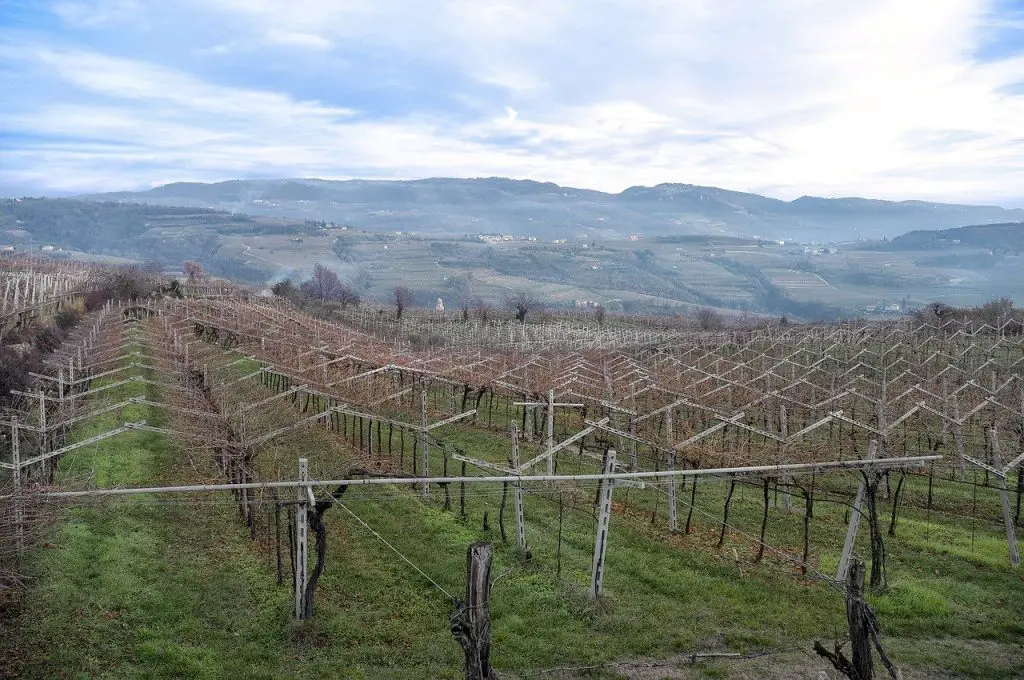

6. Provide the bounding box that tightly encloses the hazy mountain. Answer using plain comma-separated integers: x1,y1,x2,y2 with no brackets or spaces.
81,178,1024,241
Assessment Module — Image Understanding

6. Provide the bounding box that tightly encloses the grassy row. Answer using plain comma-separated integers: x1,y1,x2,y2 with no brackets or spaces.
3,331,1023,678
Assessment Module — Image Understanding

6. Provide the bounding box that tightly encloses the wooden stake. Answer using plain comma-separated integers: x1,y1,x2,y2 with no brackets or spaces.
546,389,555,475
12,420,24,556
422,390,429,498
510,424,526,551
989,428,1020,566
666,408,677,532
589,448,616,599
451,541,493,680
294,458,310,619
780,404,792,511
837,440,877,581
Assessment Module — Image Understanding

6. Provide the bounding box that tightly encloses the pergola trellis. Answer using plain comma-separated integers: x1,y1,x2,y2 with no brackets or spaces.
6,293,1023,624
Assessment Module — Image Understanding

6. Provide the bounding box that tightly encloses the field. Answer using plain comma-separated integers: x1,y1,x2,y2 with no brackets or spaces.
2,285,1024,679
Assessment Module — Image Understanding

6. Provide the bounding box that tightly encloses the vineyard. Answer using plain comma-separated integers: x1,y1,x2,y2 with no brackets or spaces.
1,269,1023,679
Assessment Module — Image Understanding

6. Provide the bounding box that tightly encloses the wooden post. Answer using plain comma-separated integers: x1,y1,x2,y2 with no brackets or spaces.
666,408,677,532
38,388,47,459
629,417,638,471
780,404,792,511
510,424,526,550
834,558,874,680
589,448,616,599
422,389,429,498
294,458,310,619
12,419,24,556
451,541,493,680
989,428,1021,566
546,389,555,476
837,440,877,581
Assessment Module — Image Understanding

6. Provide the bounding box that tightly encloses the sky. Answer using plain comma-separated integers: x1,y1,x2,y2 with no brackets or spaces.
0,0,1023,205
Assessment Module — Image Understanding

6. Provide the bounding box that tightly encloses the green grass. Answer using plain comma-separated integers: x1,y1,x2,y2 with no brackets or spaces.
4,338,1024,679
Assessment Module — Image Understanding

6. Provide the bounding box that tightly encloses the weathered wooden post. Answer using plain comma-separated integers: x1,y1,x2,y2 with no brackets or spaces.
510,423,526,550
421,389,430,498
816,557,901,680
38,388,47,473
589,448,616,599
294,458,310,619
837,440,877,581
546,388,555,475
666,408,678,532
780,404,792,511
988,428,1020,566
12,419,24,556
451,541,493,680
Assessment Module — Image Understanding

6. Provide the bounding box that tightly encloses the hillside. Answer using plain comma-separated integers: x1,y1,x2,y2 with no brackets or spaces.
884,221,1024,252
0,198,313,281
79,178,1024,242
9,198,1024,320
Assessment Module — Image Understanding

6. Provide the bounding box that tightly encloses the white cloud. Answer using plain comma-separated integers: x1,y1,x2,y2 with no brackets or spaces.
0,0,1021,204
22,48,355,121
265,30,333,50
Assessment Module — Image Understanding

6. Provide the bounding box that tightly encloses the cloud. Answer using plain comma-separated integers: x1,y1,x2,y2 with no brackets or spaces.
265,30,333,51
0,0,1021,205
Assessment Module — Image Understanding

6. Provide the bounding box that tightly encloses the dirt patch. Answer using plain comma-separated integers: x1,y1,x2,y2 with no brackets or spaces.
499,638,1024,680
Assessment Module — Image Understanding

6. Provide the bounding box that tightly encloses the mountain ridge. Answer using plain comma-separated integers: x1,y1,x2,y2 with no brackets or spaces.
78,177,1024,242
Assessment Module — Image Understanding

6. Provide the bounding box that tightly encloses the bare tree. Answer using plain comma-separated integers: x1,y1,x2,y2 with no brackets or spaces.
695,306,725,331
922,301,954,324
394,286,414,319
271,278,296,300
978,297,1014,326
183,261,205,283
301,264,345,302
505,291,540,323
472,296,492,322
335,286,360,310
